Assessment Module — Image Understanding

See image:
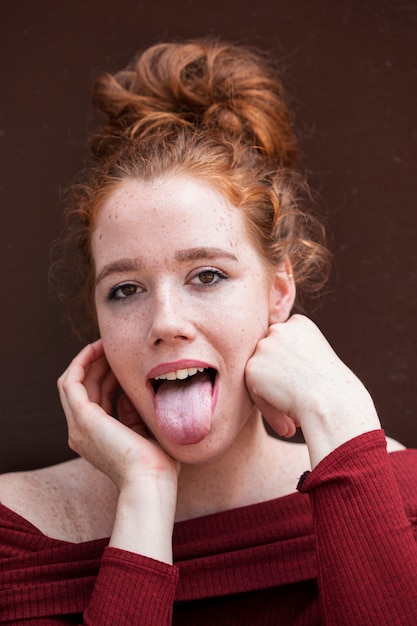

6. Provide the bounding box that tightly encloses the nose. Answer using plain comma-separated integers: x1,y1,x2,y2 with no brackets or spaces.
146,284,195,347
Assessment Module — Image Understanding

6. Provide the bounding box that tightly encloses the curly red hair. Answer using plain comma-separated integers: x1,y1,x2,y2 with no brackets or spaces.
51,39,331,339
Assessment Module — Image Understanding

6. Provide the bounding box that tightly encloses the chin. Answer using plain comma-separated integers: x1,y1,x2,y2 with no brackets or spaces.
157,437,217,465
155,422,245,467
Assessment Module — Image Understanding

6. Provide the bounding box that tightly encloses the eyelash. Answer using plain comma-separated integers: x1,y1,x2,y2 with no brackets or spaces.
107,283,141,301
107,269,228,302
190,268,228,287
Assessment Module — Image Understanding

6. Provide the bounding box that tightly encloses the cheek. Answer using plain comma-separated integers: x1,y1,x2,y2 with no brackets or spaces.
101,332,126,382
98,314,139,377
219,301,269,372
240,282,271,334
98,304,143,347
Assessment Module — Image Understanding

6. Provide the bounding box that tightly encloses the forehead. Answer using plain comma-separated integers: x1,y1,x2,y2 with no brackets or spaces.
93,175,250,254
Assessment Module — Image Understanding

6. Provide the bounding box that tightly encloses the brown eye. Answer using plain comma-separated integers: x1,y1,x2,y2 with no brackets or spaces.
198,270,215,284
109,283,140,300
189,268,227,288
120,284,137,297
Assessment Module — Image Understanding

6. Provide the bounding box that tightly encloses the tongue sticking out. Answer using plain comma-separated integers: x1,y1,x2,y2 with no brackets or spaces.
154,371,213,445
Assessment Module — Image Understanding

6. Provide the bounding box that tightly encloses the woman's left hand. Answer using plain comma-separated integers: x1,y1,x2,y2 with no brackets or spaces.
245,315,381,467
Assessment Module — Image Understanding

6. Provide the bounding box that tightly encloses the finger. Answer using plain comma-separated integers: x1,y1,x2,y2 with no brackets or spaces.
278,415,297,438
265,410,297,438
254,393,298,438
87,341,120,412
58,342,101,392
84,353,118,410
99,366,119,415
58,345,102,421
59,341,111,408
117,394,150,438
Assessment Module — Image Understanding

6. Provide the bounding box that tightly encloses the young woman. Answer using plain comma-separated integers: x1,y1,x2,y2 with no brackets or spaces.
1,39,417,625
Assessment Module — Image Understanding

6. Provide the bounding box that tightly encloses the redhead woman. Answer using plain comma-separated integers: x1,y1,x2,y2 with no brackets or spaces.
1,39,417,625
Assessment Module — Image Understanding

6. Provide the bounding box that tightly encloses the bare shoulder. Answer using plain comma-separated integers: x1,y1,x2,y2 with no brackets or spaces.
386,436,406,453
282,435,406,458
0,458,117,542
267,437,311,498
270,433,406,480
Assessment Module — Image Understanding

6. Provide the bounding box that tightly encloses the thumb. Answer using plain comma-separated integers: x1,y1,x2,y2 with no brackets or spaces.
265,411,298,439
252,392,297,438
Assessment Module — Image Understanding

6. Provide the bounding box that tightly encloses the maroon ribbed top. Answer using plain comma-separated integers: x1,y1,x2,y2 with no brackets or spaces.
1,430,417,625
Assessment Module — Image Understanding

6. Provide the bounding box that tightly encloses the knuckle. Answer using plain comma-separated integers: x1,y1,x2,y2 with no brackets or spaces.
245,357,255,375
67,429,76,449
67,429,82,453
60,378,72,394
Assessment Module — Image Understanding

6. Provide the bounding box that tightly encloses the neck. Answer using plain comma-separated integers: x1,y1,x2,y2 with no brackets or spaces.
175,412,288,522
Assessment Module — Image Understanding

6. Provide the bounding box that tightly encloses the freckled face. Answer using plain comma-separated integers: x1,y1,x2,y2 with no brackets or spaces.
92,175,275,463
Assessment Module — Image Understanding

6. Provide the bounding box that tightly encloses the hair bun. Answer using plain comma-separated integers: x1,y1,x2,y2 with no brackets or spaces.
91,39,298,167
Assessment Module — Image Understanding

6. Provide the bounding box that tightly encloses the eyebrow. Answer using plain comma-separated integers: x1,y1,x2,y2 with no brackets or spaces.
175,247,238,263
95,247,238,284
96,259,140,285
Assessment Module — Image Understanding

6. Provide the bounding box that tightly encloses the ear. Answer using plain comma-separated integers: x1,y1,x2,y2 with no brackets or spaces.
268,259,296,324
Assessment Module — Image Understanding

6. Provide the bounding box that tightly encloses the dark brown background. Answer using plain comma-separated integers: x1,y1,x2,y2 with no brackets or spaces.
1,0,416,473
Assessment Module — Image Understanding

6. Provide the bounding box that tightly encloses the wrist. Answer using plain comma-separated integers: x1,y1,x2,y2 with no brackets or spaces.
109,474,178,564
301,382,381,468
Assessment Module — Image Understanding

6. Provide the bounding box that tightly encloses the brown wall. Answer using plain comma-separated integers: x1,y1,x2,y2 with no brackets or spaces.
1,0,416,472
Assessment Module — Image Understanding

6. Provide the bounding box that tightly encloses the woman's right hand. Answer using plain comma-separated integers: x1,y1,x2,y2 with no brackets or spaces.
58,339,179,563
58,339,179,488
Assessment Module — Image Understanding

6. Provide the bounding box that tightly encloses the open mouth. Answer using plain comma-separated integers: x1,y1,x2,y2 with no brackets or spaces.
151,367,217,394
149,366,218,445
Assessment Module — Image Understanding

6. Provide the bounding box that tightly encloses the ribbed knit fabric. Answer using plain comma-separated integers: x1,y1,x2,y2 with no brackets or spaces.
1,430,417,624
299,431,417,625
84,550,178,625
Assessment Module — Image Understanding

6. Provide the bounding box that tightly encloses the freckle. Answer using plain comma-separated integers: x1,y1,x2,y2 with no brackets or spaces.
99,234,102,240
